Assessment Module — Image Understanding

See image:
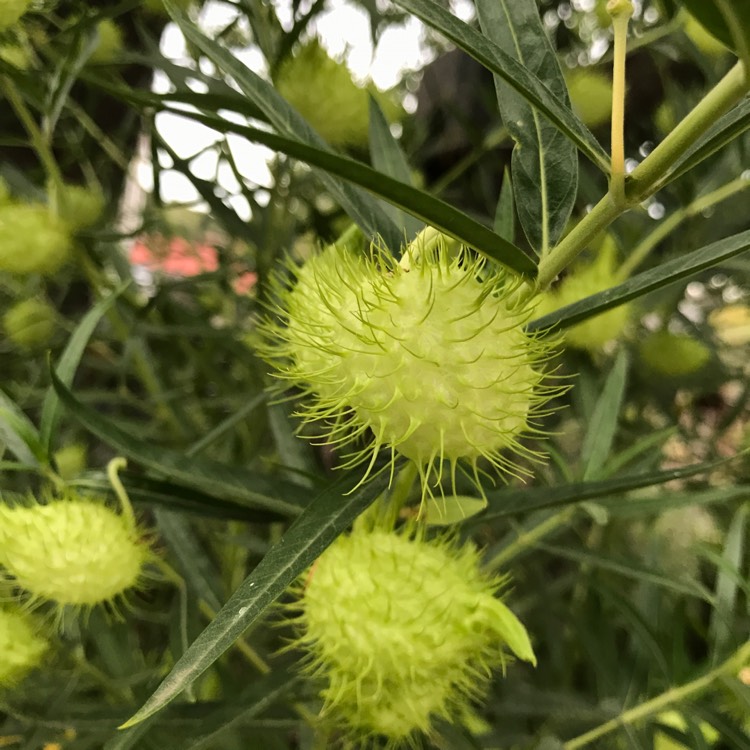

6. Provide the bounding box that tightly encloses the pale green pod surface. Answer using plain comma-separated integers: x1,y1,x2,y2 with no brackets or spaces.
53,444,87,480
89,19,124,64
3,297,56,349
56,183,105,230
0,204,73,275
294,526,535,744
0,0,32,31
0,607,48,687
565,68,613,129
258,241,562,495
0,495,149,607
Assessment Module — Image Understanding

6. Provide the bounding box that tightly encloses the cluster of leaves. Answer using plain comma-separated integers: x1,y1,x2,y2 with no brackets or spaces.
0,0,749,748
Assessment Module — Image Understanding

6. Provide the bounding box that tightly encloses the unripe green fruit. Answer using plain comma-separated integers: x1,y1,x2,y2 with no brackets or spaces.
0,494,149,607
89,19,123,64
259,242,560,493
654,101,677,136
294,525,535,742
0,203,73,275
275,40,401,148
537,236,629,351
565,68,612,129
0,0,32,30
53,444,87,480
639,330,711,377
0,607,48,687
55,183,105,230
3,297,56,349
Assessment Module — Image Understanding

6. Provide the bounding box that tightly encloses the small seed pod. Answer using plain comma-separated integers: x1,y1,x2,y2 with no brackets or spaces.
565,68,613,129
0,607,48,687
0,203,72,276
537,235,630,351
55,183,105,231
3,297,56,349
89,19,124,64
0,492,150,609
0,0,32,31
258,239,561,495
639,330,711,377
274,40,401,148
291,525,535,744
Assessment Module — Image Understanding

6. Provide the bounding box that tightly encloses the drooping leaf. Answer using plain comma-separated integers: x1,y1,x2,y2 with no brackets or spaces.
162,107,537,276
475,0,577,254
679,0,750,56
122,472,388,726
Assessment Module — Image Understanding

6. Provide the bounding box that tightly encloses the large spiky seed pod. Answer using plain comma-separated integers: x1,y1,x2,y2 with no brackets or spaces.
258,239,561,495
274,39,401,148
291,525,535,745
0,0,32,30
0,607,48,688
0,203,73,276
0,492,150,609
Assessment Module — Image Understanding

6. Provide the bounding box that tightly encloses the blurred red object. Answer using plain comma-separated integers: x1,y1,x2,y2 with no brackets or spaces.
129,233,219,277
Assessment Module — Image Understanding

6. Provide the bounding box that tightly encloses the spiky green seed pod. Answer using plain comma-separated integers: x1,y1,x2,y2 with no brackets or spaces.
0,607,48,687
565,68,612,129
292,525,535,744
639,330,711,377
89,19,123,64
0,493,150,608
0,0,32,30
0,203,73,276
3,297,56,349
55,183,105,230
258,240,560,494
537,236,629,351
275,40,401,148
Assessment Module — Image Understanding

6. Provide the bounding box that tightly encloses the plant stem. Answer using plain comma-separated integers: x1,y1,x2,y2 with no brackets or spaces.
618,175,750,278
106,457,137,533
608,1,633,208
563,639,750,749
537,60,749,290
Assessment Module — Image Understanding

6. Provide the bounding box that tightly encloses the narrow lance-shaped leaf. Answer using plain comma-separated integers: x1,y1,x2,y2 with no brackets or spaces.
475,0,578,254
162,0,403,253
164,107,537,276
122,472,389,726
528,228,750,333
393,0,610,173
368,95,423,240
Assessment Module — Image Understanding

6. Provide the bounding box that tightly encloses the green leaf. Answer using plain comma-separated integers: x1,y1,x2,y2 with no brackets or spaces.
662,96,750,187
679,0,750,55
163,1,403,253
40,281,129,452
475,0,577,254
581,350,628,481
122,472,387,726
477,455,740,521
708,503,748,657
393,0,610,173
49,368,308,517
494,168,515,242
163,107,537,276
0,389,44,467
529,228,750,333
368,95,423,240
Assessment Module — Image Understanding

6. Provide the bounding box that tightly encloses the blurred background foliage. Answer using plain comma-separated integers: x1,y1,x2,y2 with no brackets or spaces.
0,0,748,748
